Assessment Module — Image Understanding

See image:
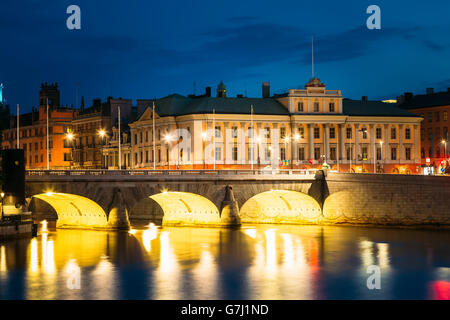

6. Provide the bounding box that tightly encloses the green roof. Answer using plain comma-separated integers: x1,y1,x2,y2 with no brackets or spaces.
154,95,289,116
342,99,419,117
149,95,419,118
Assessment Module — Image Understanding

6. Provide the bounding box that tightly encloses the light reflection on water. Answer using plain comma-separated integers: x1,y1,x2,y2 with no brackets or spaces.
0,225,449,300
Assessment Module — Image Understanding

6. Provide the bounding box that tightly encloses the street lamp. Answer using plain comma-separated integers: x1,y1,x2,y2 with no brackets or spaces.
441,140,447,159
201,132,207,169
256,136,261,169
98,130,107,169
1,192,4,221
65,132,74,169
379,141,383,173
164,134,173,170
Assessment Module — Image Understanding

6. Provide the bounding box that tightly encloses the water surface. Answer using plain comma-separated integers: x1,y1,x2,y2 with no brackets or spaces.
0,225,449,299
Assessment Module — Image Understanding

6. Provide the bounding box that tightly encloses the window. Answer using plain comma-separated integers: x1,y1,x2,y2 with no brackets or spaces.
64,153,71,161
248,127,254,138
346,147,352,160
313,102,319,112
134,134,138,144
361,147,368,159
215,147,221,160
428,128,433,140
444,111,448,121
420,128,424,141
215,126,221,138
330,147,336,160
329,127,335,139
346,127,352,139
280,146,286,161
140,152,143,163
35,142,38,151
145,131,148,142
421,148,425,159
264,127,270,139
428,112,432,122
157,149,161,162
362,129,368,139
297,102,304,112
247,146,253,162
435,112,440,122
376,127,382,139
140,132,143,143
145,151,149,163
298,147,305,160
405,147,411,160
405,127,411,140
391,147,397,160
314,127,320,139
232,146,238,161
444,127,448,139
436,127,440,138
40,154,43,163
231,126,238,138
376,147,382,160
329,102,335,112
35,155,38,163
314,147,321,160
391,127,396,139
280,127,286,139
298,127,304,138
135,153,138,164
265,145,271,161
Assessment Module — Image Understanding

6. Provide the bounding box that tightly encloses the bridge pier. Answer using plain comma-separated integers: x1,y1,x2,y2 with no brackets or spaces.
220,186,241,227
107,189,131,230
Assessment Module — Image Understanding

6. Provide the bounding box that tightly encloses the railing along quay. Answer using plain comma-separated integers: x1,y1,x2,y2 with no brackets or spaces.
26,169,319,177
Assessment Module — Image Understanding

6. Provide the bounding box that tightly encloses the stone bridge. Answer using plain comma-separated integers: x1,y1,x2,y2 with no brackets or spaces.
25,170,450,229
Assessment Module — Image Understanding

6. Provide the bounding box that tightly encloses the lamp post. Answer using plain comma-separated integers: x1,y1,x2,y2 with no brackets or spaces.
66,132,74,170
284,136,289,169
379,141,383,173
98,130,106,168
1,192,4,221
256,136,261,169
201,132,206,169
164,134,173,170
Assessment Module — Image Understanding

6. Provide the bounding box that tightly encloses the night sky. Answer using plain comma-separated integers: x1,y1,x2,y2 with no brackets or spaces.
1,0,450,113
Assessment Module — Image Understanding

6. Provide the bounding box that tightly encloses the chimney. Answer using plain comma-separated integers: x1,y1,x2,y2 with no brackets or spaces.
362,96,368,103
426,88,434,95
262,82,270,98
205,87,211,97
447,88,450,93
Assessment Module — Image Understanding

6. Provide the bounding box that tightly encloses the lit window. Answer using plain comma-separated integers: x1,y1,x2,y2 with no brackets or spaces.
314,102,320,112
329,102,335,112
297,102,304,112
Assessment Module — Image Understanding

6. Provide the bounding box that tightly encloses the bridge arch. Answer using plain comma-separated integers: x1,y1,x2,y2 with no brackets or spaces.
239,190,322,224
32,193,108,228
147,191,222,226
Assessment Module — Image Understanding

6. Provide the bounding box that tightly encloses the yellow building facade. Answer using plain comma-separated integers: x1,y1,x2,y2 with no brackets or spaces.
128,78,422,173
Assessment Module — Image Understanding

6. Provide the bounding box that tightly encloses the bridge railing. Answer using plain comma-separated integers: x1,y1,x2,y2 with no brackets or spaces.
25,169,319,177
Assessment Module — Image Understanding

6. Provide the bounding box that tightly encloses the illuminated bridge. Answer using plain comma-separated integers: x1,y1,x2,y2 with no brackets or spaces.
25,170,450,229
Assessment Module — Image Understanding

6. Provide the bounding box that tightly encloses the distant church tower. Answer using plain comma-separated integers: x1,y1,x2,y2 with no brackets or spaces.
39,82,60,109
217,81,227,98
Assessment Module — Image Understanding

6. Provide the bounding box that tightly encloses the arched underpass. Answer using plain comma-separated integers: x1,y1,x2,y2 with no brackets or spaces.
239,190,322,224
147,191,222,226
32,193,108,228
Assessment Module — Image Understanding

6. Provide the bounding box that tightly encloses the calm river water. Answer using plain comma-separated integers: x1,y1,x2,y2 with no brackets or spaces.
0,224,449,299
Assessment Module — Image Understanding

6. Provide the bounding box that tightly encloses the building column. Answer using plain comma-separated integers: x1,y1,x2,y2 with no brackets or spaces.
339,124,345,162
369,124,375,168
240,122,246,165
384,124,389,163
399,124,404,162
324,124,330,161
308,124,314,160
414,124,420,163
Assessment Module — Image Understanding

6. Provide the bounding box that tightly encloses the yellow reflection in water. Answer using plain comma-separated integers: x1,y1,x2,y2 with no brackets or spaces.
242,228,257,239
377,243,390,268
0,245,6,272
265,229,277,271
92,256,116,300
142,223,158,253
359,240,374,266
192,244,219,299
29,239,38,273
154,231,180,299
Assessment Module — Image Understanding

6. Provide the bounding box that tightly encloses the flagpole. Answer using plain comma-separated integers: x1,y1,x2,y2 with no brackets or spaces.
251,105,254,170
16,104,19,149
153,102,156,170
46,99,49,170
118,106,122,170
213,108,216,170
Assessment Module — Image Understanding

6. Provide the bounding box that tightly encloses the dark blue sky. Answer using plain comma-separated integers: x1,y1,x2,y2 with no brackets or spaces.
1,0,450,112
